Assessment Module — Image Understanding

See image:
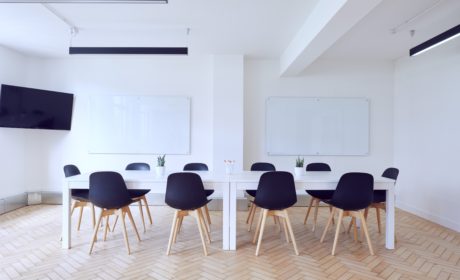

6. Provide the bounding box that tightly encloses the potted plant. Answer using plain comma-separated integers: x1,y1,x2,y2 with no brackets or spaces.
156,154,166,176
295,156,304,177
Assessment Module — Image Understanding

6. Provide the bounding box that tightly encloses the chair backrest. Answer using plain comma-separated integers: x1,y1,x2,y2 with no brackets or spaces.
331,172,374,210
126,162,150,171
306,162,331,171
254,171,297,210
63,164,81,177
382,167,399,181
250,162,276,171
165,172,208,210
89,172,132,209
183,163,208,171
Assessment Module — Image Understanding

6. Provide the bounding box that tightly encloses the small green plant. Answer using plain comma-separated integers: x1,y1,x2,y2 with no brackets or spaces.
295,156,304,168
157,155,166,167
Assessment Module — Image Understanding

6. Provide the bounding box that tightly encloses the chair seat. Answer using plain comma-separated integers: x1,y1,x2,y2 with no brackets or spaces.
205,190,214,197
71,189,90,201
373,190,386,203
323,199,365,211
306,190,334,200
128,189,151,199
246,190,257,198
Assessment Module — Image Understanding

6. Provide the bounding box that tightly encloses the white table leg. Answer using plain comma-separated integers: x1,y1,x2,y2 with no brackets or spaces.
222,181,230,250
385,184,395,249
62,186,71,249
229,183,237,250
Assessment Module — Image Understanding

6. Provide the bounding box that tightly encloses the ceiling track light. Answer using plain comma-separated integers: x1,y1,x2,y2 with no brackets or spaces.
410,24,460,56
69,47,187,55
1,0,167,3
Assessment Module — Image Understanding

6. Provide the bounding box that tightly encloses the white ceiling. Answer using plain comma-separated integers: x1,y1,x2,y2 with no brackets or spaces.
0,0,319,58
0,0,459,61
321,0,460,60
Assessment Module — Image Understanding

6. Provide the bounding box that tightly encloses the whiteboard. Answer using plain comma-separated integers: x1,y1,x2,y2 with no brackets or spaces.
89,95,190,154
266,97,369,156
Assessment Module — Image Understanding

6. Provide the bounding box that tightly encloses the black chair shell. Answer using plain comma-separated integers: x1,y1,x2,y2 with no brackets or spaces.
374,167,399,203
254,171,297,210
306,163,333,199
89,171,133,210
126,162,150,171
64,164,88,201
183,163,213,197
165,172,209,211
246,162,276,197
327,172,374,211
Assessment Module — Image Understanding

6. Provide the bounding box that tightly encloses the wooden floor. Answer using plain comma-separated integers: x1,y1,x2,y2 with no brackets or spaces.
0,205,459,280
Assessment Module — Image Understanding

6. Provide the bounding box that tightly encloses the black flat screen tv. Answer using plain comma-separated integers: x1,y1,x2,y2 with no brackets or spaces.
0,84,74,131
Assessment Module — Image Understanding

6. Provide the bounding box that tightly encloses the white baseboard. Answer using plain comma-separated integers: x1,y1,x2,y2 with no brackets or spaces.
396,200,460,233
0,193,28,214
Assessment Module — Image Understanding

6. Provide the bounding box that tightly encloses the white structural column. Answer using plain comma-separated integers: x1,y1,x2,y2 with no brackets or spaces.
212,55,244,174
280,0,382,76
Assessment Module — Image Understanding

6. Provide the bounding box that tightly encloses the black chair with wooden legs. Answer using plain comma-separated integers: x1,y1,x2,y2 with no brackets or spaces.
183,163,212,230
63,165,95,231
320,172,375,256
165,172,211,256
246,162,276,232
303,163,334,232
252,171,299,256
88,172,140,255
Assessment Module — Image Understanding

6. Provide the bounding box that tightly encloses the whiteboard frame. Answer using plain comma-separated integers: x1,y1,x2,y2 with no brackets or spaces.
265,97,370,156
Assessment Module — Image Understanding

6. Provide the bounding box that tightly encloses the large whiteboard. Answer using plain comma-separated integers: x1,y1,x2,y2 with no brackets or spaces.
266,97,369,156
89,95,190,154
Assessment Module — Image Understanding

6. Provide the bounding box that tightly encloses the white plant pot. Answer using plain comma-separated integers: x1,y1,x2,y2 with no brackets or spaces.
294,167,304,177
155,166,165,177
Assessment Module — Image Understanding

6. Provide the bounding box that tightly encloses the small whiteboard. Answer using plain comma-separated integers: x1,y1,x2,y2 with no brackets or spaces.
89,95,190,154
266,97,369,156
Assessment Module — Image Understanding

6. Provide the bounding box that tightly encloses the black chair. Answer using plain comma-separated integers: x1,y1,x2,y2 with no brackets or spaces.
63,165,95,231
320,172,374,256
88,172,141,255
246,162,276,231
165,172,211,256
252,171,299,256
367,168,399,233
124,162,153,233
303,163,333,232
183,163,213,228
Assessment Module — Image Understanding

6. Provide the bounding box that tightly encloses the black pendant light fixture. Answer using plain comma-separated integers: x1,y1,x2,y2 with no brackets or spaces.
1,0,167,3
410,24,460,56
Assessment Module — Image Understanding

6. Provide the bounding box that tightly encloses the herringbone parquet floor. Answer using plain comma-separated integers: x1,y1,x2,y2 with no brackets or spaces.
0,205,459,280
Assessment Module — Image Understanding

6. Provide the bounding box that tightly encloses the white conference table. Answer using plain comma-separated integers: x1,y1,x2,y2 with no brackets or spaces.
63,171,396,251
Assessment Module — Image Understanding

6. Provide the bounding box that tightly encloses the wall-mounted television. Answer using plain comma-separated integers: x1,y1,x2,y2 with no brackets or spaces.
0,84,74,131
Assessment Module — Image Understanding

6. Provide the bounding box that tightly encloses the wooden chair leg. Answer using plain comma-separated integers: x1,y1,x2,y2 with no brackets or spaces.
176,216,184,235
255,209,268,256
284,210,299,255
88,210,104,254
312,199,320,232
194,210,208,256
138,200,146,233
142,196,153,225
331,209,344,256
126,207,141,242
247,204,257,232
112,215,118,232
252,209,264,244
246,201,254,224
199,207,210,233
376,208,382,234
320,207,335,243
71,200,77,216
204,204,212,225
359,211,374,255
77,205,84,231
329,206,335,225
352,218,358,243
303,197,314,225
282,218,290,243
274,216,281,232
120,209,131,255
173,213,182,244
166,211,179,255
198,208,211,244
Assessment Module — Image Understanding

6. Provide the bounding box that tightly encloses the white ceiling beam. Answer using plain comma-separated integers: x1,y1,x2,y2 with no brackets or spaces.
280,0,382,76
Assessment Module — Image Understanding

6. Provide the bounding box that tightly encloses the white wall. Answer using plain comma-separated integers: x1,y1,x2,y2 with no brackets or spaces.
394,42,460,232
244,58,394,176
0,46,41,198
23,55,214,191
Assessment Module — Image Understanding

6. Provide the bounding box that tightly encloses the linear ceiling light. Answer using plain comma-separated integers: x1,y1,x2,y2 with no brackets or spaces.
410,24,460,56
1,0,167,3
69,47,187,55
